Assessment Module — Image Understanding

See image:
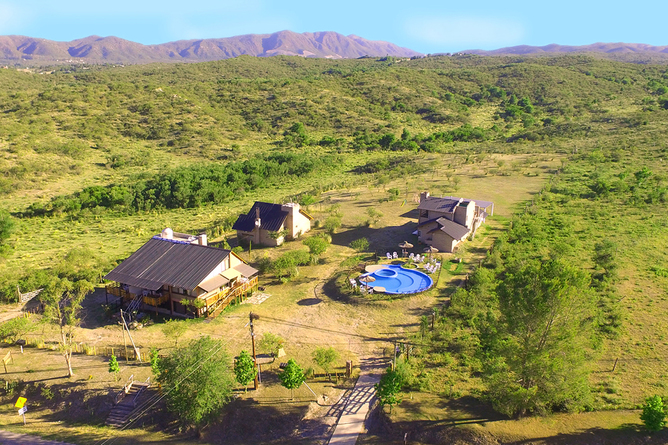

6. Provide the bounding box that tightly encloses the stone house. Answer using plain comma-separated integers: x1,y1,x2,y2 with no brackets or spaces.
416,192,493,253
233,202,313,247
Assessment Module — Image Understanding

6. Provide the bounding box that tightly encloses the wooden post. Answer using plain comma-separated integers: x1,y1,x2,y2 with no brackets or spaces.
612,358,619,372
249,312,258,390
169,287,174,316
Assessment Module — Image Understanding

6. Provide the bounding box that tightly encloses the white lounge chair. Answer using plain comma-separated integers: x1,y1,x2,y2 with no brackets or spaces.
392,252,398,259
386,252,392,259
409,252,415,259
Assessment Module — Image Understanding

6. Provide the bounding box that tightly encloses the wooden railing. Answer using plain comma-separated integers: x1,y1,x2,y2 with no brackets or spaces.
108,276,259,319
115,374,134,404
143,293,168,306
107,286,136,302
207,276,258,318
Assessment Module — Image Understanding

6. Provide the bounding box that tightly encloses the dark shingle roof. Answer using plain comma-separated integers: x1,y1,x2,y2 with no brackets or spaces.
435,217,470,240
418,197,461,213
105,237,231,291
232,202,289,232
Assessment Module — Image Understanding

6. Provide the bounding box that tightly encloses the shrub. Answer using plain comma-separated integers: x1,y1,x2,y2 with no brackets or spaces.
324,216,342,234
349,238,369,252
641,395,667,432
303,237,329,256
258,333,285,356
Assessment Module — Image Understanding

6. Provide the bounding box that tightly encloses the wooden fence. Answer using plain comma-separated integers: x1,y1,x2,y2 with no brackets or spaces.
22,337,150,362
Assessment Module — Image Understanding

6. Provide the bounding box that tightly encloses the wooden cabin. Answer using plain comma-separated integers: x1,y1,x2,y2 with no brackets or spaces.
105,228,258,318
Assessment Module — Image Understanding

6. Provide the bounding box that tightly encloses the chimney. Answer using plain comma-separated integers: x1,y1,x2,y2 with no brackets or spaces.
161,228,174,240
197,233,207,246
254,205,261,229
281,203,300,239
420,191,430,202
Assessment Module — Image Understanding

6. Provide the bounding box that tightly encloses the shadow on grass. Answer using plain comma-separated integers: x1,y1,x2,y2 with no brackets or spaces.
506,426,668,445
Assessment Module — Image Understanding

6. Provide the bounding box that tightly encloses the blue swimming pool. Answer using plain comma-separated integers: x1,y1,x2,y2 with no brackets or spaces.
362,264,433,294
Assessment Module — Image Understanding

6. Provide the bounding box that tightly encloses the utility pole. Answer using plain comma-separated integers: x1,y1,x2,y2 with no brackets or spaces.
392,341,397,371
121,309,128,363
249,312,259,390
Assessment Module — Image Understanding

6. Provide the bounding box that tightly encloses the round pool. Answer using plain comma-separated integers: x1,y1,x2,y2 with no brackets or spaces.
362,264,433,295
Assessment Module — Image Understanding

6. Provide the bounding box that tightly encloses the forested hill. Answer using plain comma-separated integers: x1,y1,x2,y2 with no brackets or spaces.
0,31,422,65
0,54,667,210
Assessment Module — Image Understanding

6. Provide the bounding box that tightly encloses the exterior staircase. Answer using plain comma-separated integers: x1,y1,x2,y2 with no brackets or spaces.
106,377,151,428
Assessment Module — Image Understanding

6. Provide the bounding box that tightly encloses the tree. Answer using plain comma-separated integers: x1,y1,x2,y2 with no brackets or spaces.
349,238,369,252
279,359,305,399
641,395,667,432
483,258,595,417
312,347,339,380
149,347,160,376
234,350,257,392
593,240,618,279
258,332,285,356
157,336,234,428
161,319,188,347
108,354,120,381
41,276,94,377
375,367,403,413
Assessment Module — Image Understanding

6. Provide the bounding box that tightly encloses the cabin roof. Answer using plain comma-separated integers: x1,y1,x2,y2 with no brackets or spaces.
417,197,462,213
104,237,231,291
232,202,289,232
431,217,470,240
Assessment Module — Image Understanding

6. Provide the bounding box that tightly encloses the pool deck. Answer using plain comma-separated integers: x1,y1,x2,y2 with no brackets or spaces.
364,264,389,273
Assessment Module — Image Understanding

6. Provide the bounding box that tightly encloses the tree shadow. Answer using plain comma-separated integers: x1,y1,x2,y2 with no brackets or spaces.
204,397,336,444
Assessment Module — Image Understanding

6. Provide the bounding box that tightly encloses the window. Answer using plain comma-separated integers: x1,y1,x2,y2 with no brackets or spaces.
419,210,428,218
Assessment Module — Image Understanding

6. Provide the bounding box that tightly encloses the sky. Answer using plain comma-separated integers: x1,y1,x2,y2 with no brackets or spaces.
0,0,667,53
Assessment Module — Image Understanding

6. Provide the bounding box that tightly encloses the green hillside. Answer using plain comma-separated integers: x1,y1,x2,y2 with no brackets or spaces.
0,54,668,443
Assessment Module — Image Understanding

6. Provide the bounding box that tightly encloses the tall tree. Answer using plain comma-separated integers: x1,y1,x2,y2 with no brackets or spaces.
279,359,305,399
234,350,257,392
483,258,596,417
157,336,234,428
41,277,94,377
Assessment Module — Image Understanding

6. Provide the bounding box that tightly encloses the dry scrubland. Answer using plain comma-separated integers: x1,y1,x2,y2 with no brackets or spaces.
0,55,667,443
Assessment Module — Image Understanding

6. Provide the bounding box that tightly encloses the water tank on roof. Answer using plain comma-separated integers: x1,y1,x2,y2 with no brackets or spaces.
161,228,174,240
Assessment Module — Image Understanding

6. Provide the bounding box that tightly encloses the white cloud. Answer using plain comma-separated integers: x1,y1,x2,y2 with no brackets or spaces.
405,15,525,48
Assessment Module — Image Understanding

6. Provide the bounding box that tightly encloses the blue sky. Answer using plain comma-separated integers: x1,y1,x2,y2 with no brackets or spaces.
1,0,666,53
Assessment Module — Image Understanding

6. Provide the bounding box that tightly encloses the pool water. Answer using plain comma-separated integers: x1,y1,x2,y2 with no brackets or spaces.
363,264,433,294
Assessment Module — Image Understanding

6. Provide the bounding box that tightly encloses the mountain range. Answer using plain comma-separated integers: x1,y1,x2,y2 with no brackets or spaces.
0,31,422,65
2,32,667,66
461,42,668,57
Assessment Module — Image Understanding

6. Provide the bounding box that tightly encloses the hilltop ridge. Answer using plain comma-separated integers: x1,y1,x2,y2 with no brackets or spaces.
0,31,423,65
